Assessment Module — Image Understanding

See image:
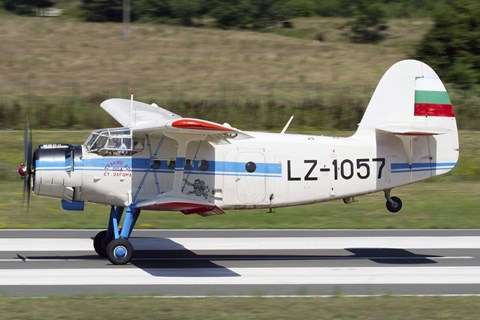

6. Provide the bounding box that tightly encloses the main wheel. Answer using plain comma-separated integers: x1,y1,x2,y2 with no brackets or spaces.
386,196,402,213
106,239,134,265
93,230,108,257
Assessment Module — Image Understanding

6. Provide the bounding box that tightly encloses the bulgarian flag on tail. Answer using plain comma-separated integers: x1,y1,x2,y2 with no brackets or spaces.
414,77,454,117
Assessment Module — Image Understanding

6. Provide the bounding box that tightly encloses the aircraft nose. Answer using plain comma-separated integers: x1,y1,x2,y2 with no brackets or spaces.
33,144,81,199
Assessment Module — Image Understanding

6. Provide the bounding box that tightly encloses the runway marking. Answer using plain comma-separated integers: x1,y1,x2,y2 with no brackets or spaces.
1,267,480,286
1,231,480,296
0,256,474,263
1,236,480,251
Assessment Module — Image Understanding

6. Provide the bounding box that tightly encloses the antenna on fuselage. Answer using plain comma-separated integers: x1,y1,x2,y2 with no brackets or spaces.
129,92,134,128
280,115,294,134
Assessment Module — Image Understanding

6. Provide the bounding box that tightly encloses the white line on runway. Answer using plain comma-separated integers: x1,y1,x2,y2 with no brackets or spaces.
1,267,480,286
0,256,474,263
1,236,480,251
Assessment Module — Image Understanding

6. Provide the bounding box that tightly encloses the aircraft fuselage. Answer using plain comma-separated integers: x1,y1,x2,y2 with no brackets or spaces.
33,129,456,211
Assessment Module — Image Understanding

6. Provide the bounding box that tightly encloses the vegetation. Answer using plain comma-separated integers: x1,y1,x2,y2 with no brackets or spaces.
2,179,479,229
347,0,387,43
0,94,370,131
75,0,451,26
78,0,298,29
415,0,480,85
0,14,478,131
2,0,54,15
80,0,125,22
1,1,450,30
0,296,479,320
1,87,479,131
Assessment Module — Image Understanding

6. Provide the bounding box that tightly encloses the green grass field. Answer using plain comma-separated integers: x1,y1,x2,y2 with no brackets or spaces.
0,296,479,320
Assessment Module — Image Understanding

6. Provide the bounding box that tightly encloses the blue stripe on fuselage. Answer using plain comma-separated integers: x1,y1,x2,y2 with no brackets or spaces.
391,162,456,173
36,157,282,177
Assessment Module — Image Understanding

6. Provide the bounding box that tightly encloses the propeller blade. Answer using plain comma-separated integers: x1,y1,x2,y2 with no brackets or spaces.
22,116,33,213
24,175,31,213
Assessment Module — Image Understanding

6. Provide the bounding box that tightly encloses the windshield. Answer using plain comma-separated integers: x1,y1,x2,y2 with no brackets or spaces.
84,127,140,156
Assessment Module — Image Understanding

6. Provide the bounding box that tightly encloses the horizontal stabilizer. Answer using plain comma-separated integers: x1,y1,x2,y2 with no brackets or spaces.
377,124,450,166
376,124,449,136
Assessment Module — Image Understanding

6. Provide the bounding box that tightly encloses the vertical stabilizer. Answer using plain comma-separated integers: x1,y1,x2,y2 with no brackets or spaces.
356,60,459,178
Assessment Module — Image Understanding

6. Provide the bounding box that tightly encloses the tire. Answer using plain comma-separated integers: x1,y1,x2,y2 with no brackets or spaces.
386,196,402,213
93,230,108,257
106,239,134,265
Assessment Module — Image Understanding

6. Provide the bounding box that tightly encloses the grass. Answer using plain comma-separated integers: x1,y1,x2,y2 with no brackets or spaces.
0,130,478,229
0,15,432,94
0,296,479,320
1,180,478,229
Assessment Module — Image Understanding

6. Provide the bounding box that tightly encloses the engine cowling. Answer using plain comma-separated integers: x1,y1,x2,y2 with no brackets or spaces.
33,144,83,201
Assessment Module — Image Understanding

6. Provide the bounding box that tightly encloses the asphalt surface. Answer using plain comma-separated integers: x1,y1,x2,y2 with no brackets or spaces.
0,229,479,297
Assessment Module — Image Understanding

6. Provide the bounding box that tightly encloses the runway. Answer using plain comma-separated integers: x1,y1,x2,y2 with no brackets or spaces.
0,229,479,297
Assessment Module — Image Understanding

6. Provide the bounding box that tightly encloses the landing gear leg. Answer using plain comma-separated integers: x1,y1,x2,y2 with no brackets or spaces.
105,205,141,265
93,206,124,257
384,189,402,213
92,205,140,264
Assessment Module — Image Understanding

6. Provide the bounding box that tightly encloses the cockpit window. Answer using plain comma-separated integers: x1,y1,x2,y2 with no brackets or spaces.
92,135,109,151
84,127,140,156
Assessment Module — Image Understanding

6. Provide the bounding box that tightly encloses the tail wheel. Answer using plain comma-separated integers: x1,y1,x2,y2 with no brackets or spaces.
106,239,134,265
386,196,402,213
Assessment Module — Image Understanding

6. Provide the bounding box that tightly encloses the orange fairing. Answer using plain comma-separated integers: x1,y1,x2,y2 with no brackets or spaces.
171,119,235,132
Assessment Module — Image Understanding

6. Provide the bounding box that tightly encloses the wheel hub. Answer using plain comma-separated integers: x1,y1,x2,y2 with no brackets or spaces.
113,246,127,259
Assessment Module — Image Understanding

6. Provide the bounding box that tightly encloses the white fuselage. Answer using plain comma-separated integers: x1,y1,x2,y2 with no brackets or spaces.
33,129,457,211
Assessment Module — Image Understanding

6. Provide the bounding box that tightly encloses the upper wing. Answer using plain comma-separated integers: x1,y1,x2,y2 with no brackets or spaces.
101,98,252,139
101,98,181,129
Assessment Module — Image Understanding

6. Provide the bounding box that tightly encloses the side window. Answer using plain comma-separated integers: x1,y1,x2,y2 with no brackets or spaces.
124,137,132,150
105,136,132,156
132,137,144,154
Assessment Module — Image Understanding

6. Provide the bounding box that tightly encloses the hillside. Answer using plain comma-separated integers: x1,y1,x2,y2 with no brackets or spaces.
0,16,432,90
3,15,477,132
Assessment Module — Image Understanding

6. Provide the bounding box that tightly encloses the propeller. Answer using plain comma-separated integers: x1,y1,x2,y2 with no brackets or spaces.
18,117,33,212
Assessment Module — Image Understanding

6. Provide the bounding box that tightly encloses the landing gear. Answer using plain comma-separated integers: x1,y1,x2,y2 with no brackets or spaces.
93,230,108,257
106,239,134,265
384,189,402,213
92,205,141,265
386,196,402,213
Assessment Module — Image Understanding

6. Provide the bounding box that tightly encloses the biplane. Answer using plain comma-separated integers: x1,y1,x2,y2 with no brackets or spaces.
19,60,459,264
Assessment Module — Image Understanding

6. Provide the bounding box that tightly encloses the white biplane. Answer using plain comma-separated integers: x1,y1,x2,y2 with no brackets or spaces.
19,60,459,264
